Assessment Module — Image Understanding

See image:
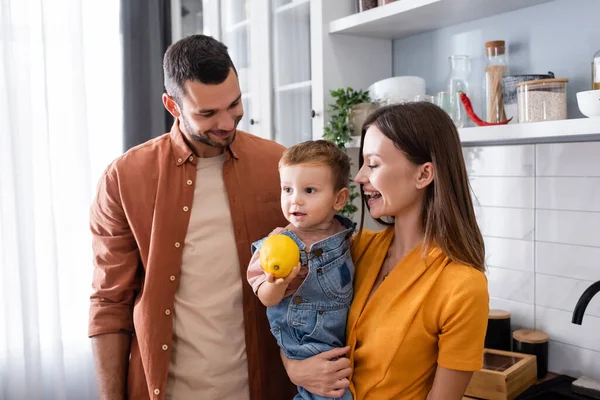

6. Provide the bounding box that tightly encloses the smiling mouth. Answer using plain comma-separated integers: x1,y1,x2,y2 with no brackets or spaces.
291,212,307,217
363,190,381,200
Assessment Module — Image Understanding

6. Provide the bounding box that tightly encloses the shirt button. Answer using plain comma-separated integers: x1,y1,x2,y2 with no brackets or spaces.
183,206,189,212
154,388,160,395
293,296,303,305
175,242,181,248
177,158,182,163
170,275,176,281
187,179,193,185
165,309,171,315
189,156,194,161
162,344,168,351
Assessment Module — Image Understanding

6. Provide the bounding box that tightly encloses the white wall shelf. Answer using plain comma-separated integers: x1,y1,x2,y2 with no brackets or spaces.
459,118,600,146
329,0,552,40
346,118,600,148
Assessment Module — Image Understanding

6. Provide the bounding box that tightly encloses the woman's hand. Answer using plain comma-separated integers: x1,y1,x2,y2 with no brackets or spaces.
281,347,352,398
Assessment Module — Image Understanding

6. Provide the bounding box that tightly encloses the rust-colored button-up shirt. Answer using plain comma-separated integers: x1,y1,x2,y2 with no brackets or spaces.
89,123,296,400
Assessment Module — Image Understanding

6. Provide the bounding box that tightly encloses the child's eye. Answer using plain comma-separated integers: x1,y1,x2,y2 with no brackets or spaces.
305,187,316,194
283,187,292,194
367,164,378,170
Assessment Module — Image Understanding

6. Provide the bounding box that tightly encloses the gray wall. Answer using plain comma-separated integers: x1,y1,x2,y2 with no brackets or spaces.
392,0,600,119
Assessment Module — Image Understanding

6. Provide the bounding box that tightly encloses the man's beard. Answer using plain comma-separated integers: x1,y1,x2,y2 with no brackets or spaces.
181,114,238,148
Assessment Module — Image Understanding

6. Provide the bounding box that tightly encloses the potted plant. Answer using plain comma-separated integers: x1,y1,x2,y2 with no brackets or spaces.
323,87,375,219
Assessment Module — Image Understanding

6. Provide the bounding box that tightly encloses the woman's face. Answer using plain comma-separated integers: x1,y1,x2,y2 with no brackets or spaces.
355,125,432,220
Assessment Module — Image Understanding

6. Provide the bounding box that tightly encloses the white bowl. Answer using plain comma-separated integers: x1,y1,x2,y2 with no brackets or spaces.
576,89,600,118
368,76,426,103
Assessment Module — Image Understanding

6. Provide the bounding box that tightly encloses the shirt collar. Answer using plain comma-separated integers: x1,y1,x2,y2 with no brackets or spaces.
169,121,240,167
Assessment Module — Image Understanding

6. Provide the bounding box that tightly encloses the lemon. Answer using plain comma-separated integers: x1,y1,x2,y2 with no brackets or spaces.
259,234,300,279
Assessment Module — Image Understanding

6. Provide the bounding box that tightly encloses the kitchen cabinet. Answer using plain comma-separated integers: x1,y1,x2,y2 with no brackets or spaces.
172,0,600,146
171,0,313,145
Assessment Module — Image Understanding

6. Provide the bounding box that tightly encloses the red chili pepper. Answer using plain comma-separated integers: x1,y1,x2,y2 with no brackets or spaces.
458,92,513,126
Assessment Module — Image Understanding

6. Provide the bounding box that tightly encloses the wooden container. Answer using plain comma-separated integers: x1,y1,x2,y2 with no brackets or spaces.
465,348,538,400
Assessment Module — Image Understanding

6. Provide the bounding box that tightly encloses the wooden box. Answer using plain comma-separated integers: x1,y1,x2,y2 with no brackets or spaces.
464,348,538,400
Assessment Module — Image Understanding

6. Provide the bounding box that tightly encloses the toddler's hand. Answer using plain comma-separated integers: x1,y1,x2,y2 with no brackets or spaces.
266,263,301,286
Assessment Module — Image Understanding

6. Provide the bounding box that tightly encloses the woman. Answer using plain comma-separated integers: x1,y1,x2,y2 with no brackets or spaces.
282,102,489,400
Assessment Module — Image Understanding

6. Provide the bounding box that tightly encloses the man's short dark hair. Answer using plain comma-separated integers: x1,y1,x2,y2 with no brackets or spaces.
163,34,236,102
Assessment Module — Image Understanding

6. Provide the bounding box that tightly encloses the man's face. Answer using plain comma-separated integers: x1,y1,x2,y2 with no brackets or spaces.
164,68,244,149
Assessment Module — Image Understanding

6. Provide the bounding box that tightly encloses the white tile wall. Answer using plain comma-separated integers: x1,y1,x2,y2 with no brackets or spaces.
537,142,600,177
465,142,600,381
536,274,600,318
536,177,600,212
548,341,600,381
464,145,534,177
489,297,535,330
475,206,535,240
488,267,535,304
484,237,534,272
470,177,534,208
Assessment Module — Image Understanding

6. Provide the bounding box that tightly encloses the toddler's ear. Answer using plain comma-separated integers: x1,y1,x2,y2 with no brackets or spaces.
333,188,350,211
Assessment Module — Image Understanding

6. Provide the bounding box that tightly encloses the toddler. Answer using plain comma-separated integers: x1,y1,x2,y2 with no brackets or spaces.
247,140,355,400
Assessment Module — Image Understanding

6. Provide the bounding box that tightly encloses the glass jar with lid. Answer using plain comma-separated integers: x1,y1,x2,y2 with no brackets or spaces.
516,78,568,123
484,40,509,123
593,49,600,90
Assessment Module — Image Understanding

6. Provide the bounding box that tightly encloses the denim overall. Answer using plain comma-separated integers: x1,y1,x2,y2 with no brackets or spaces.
251,215,356,400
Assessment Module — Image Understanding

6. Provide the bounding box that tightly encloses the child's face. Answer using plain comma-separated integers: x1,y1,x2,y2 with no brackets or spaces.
279,164,348,230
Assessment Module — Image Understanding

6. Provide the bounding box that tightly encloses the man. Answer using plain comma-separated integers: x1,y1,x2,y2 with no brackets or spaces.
89,34,296,400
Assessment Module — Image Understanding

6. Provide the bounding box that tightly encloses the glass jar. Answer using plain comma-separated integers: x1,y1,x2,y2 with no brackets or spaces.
516,78,568,123
484,40,509,123
446,55,470,128
355,0,378,12
593,49,600,90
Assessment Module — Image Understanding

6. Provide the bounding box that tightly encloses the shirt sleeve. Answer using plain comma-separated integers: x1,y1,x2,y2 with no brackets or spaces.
437,269,489,371
246,227,288,295
88,165,141,337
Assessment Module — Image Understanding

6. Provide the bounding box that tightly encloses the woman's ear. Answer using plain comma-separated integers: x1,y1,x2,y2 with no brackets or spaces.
415,162,434,189
333,188,350,211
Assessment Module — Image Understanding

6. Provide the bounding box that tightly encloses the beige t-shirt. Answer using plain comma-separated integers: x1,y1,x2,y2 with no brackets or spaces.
165,153,249,400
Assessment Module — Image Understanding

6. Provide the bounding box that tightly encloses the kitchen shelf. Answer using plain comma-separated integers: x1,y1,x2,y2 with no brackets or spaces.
459,118,600,146
275,0,309,15
275,80,312,92
329,0,553,40
345,118,600,148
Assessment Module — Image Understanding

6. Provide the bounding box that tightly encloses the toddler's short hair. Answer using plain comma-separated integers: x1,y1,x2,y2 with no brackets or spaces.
279,140,351,192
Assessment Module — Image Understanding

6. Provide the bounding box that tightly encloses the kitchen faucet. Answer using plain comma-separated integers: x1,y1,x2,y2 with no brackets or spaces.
572,281,600,325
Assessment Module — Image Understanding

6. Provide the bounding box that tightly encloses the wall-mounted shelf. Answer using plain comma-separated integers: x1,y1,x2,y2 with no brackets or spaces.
345,118,600,148
459,118,600,146
329,0,553,40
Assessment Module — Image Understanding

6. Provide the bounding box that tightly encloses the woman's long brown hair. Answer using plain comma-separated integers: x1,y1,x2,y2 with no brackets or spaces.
359,102,485,272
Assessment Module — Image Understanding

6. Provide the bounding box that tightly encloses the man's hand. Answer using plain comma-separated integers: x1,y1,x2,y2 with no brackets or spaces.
282,347,352,398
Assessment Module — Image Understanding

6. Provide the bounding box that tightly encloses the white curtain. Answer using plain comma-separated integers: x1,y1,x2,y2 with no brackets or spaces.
0,0,123,399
